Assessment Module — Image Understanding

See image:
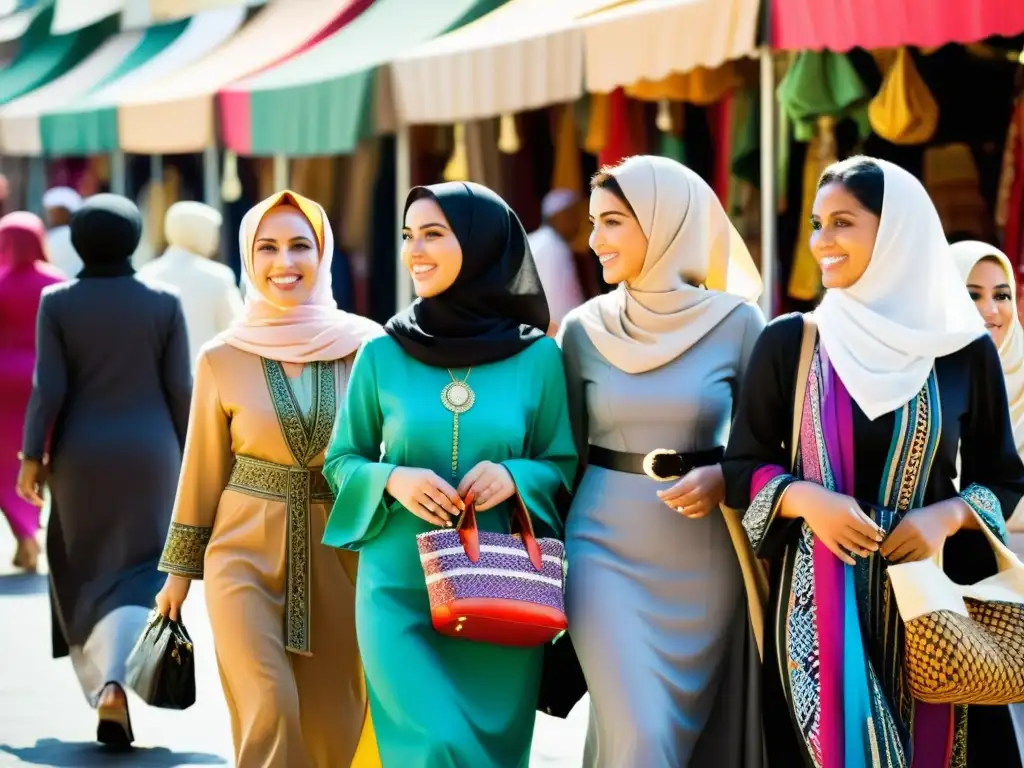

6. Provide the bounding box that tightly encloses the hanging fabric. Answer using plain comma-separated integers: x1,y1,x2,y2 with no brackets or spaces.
584,92,610,156
868,47,939,145
788,116,837,302
625,61,741,106
550,104,583,194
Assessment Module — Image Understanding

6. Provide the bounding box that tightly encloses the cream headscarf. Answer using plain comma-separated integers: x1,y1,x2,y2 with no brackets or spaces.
576,155,763,374
217,189,382,364
814,159,985,420
164,200,222,258
951,240,1024,456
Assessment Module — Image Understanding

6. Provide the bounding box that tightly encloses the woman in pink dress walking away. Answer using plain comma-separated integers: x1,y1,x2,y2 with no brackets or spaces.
0,212,65,570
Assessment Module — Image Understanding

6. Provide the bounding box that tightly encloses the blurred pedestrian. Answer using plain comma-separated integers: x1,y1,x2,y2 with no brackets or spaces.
140,201,243,368
17,194,192,747
0,212,65,571
42,186,83,277
528,188,586,335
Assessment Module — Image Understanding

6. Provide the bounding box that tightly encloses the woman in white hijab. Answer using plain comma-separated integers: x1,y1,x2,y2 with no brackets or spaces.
557,155,766,767
951,240,1024,554
724,156,1024,767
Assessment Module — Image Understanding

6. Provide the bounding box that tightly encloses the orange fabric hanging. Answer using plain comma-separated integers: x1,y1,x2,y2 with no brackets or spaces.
551,104,583,194
584,92,610,155
626,61,741,106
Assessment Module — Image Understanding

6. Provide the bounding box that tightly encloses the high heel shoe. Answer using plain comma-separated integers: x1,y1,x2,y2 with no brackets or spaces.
96,682,134,749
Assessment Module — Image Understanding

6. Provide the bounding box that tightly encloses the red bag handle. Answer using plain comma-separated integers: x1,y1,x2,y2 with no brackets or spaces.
457,490,544,571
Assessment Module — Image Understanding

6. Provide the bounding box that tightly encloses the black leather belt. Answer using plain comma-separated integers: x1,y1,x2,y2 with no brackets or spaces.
588,445,724,481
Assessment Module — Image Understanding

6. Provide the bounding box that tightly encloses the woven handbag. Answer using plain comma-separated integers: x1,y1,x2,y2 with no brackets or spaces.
416,491,567,647
887,506,1024,705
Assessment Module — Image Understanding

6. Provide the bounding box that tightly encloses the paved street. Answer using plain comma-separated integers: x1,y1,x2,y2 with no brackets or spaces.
0,521,587,767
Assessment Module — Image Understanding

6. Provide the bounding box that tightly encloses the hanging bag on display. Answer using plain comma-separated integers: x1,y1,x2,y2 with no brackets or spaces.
416,492,568,647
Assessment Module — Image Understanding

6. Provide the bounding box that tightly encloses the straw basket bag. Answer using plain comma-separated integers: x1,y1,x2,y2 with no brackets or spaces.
888,507,1024,705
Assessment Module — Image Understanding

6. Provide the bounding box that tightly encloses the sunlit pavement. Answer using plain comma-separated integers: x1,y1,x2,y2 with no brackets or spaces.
0,521,587,767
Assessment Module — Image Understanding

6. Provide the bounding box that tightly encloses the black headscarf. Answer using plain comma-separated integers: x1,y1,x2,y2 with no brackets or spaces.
385,182,549,368
71,193,142,278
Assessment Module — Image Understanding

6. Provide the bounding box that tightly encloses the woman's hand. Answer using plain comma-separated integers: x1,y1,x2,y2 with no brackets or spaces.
386,467,463,527
155,574,191,622
880,499,967,564
457,461,515,512
781,481,885,566
15,459,47,507
657,465,725,519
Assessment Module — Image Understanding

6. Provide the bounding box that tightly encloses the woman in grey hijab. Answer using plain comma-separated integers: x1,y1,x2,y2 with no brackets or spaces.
17,194,192,748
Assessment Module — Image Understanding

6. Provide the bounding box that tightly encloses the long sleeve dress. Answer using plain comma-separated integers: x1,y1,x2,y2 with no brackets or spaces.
158,341,376,768
0,258,64,543
560,301,766,768
20,275,191,705
723,313,1024,768
322,334,577,768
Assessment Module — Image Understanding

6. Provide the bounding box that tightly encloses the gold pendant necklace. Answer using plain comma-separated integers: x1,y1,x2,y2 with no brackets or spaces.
441,368,474,481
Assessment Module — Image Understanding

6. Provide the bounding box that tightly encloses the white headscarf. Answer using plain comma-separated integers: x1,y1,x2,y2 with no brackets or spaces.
950,240,1024,456
576,155,763,374
814,159,985,420
164,200,222,258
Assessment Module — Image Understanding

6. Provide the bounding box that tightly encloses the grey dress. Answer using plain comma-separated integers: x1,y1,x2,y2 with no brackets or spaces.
22,273,191,703
560,301,765,768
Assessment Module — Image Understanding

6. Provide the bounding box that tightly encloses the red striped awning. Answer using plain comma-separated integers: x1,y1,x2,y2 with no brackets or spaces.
772,0,1024,52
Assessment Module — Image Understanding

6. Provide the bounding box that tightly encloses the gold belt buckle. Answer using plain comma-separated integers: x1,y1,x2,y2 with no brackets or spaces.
643,449,680,482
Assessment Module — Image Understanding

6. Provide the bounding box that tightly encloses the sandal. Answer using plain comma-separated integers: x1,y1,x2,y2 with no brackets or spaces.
96,682,134,749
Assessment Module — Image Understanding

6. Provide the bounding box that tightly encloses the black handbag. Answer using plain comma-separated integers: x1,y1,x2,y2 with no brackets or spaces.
125,610,196,710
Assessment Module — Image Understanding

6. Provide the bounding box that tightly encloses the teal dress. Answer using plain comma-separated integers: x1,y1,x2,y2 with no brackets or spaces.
323,334,577,768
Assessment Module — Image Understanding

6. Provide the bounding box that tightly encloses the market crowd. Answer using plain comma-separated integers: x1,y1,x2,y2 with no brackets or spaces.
1,153,1023,768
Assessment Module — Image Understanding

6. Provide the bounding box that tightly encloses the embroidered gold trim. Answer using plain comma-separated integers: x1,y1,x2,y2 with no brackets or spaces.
260,358,338,656
227,455,334,503
159,522,212,579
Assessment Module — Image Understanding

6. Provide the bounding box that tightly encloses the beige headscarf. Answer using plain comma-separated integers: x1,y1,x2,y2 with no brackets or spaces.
217,189,382,364
951,240,1024,457
576,155,763,373
164,201,222,258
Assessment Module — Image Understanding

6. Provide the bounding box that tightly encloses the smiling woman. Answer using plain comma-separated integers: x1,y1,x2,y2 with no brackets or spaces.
251,204,321,307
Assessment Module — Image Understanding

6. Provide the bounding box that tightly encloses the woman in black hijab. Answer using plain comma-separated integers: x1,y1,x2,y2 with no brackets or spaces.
17,194,192,747
322,182,578,767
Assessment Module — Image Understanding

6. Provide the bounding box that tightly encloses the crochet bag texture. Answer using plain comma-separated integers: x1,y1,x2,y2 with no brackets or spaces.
888,506,1024,705
416,491,567,647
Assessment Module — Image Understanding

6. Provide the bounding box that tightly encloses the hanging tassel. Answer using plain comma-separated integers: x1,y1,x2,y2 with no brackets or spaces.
655,99,673,133
443,124,469,182
497,113,521,154
221,150,242,203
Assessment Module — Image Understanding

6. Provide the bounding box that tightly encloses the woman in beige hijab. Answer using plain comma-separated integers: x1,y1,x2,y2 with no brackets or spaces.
557,155,766,767
952,240,1024,553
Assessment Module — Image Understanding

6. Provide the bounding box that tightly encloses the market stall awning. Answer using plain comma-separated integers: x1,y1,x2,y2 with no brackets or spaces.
0,30,145,154
390,0,626,125
220,0,506,156
147,0,267,24
0,5,40,43
0,8,118,105
41,9,243,155
116,0,367,154
51,0,123,34
582,0,760,94
773,0,1024,52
